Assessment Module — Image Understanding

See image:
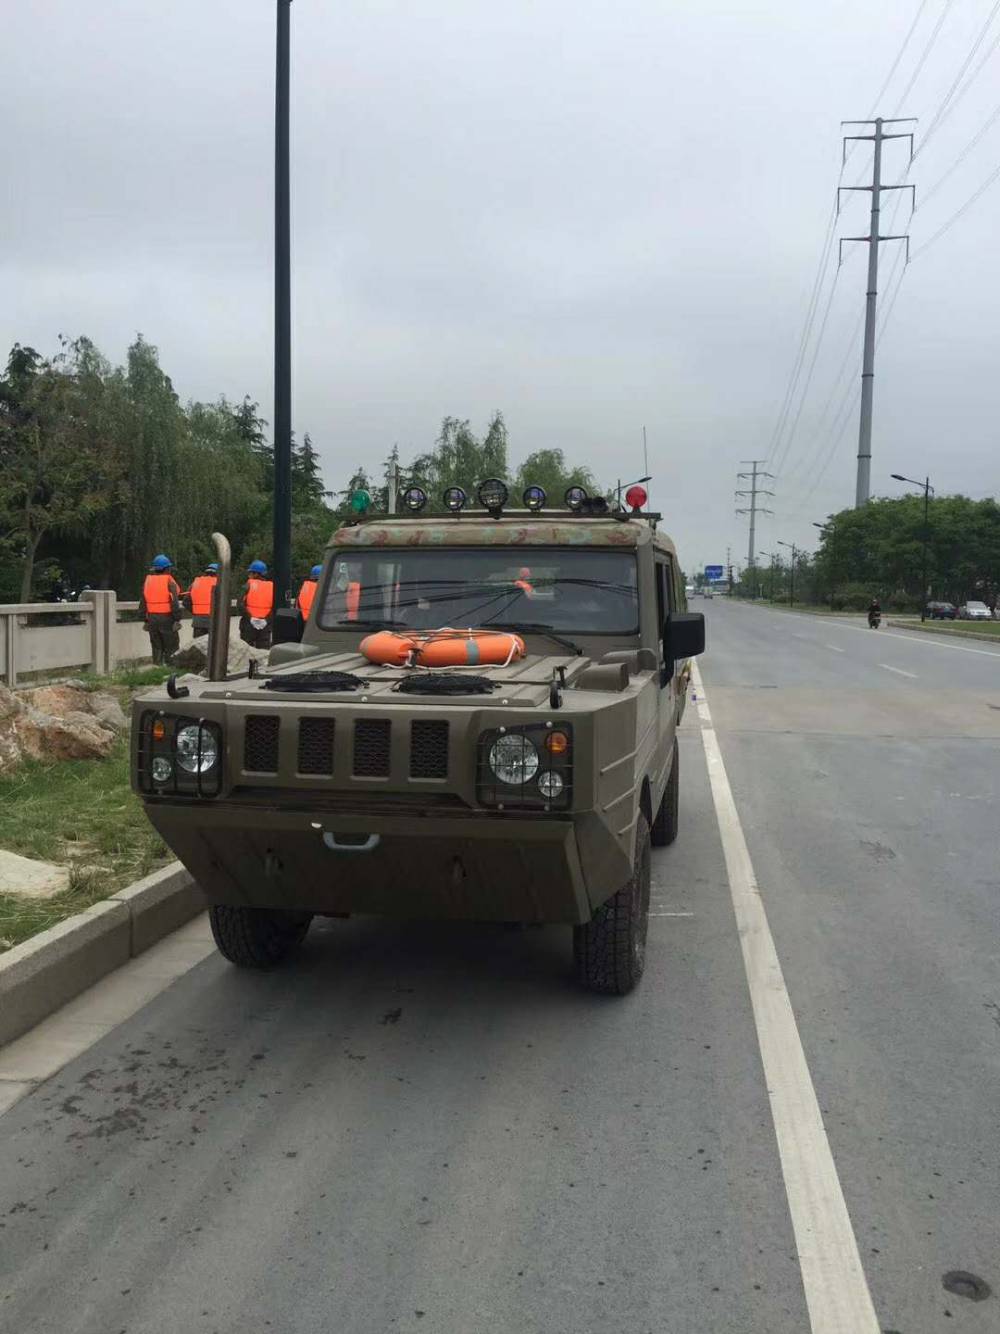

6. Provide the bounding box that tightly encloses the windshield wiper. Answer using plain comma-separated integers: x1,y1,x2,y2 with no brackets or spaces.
485,622,583,656
336,618,407,628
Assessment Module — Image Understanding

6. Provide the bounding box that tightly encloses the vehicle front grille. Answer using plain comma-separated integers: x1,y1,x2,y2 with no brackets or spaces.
410,720,449,778
353,719,391,777
297,717,335,775
244,715,280,773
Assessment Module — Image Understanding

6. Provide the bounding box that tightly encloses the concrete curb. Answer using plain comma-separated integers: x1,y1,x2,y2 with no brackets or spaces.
0,863,202,1048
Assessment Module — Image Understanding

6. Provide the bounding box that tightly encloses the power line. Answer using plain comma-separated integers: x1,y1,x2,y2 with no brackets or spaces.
921,97,1000,204
911,159,1000,258
867,0,934,116
917,0,1000,155
771,265,842,479
891,0,959,116
764,198,840,467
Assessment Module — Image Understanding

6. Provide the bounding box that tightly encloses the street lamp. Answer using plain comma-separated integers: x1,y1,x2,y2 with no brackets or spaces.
813,522,835,608
891,473,934,621
759,551,776,601
777,540,798,606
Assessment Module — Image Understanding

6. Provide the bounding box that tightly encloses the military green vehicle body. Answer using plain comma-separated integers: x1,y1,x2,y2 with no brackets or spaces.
131,508,704,985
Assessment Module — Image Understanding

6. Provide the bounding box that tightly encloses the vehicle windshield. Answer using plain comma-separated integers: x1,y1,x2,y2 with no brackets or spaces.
318,547,639,634
966,601,987,610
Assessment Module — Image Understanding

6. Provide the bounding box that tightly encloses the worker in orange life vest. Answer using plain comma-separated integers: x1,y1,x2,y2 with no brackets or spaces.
297,564,323,623
184,562,219,638
514,565,534,597
240,559,275,648
139,554,182,664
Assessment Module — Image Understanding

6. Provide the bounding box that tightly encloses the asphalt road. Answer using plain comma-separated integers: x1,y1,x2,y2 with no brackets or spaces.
2,601,998,1333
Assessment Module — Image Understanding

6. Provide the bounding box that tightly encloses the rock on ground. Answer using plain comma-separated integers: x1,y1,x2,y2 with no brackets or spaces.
16,709,116,763
171,634,268,675
0,849,70,900
0,683,122,772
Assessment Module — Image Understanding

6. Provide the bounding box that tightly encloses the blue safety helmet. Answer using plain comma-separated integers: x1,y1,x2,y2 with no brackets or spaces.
247,559,268,575
151,554,172,571
310,565,322,579
205,562,219,573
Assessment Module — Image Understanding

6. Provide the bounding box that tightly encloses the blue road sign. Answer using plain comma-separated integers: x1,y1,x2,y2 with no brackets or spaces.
704,565,725,581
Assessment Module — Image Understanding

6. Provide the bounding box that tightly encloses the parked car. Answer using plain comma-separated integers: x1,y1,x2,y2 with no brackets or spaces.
957,600,992,621
925,601,957,620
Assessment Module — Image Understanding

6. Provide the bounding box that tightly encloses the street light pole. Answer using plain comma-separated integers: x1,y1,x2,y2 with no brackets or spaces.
273,0,293,610
891,472,934,621
777,541,798,606
758,551,774,602
813,522,835,608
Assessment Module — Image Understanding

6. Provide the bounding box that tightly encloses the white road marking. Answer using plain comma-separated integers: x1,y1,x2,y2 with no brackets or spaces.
824,644,845,654
879,663,917,679
649,911,694,917
690,661,880,1334
757,606,1000,660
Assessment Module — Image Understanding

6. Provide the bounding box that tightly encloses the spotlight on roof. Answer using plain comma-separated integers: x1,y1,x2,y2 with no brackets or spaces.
401,486,427,512
443,486,467,512
564,485,588,511
522,485,546,511
477,478,509,516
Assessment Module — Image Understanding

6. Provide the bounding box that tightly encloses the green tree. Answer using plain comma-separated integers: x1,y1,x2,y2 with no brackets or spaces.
0,340,124,599
514,448,595,506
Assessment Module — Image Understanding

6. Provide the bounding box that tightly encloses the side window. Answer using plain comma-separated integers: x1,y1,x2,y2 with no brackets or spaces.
655,558,673,687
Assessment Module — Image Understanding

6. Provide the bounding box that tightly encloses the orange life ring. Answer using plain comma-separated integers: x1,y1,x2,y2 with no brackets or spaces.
360,628,526,668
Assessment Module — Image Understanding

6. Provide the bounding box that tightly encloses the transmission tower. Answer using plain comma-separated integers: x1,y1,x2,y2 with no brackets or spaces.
839,117,915,506
735,460,774,570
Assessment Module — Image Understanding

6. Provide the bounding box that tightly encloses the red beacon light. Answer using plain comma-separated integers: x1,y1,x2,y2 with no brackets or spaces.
625,484,648,513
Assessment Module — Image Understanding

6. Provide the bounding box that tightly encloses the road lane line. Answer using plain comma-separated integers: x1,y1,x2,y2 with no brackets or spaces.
690,661,880,1334
879,663,917,679
824,644,845,654
756,607,1000,659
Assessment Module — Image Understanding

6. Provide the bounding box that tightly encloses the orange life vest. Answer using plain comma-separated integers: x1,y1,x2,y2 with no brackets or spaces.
345,580,361,621
245,578,274,619
143,573,178,615
297,579,317,619
189,574,217,618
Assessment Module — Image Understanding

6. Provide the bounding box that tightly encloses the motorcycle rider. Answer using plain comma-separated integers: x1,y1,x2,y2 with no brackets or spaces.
868,596,882,628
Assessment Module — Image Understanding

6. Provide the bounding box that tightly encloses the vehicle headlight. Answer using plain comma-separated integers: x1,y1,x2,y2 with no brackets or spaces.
488,734,539,785
150,756,173,785
538,771,564,799
176,724,219,774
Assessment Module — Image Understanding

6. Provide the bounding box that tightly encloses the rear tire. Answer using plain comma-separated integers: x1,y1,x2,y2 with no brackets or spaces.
650,741,680,847
573,812,651,995
209,904,312,968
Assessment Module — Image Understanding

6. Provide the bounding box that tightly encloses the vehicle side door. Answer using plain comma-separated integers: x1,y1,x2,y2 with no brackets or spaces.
653,553,678,806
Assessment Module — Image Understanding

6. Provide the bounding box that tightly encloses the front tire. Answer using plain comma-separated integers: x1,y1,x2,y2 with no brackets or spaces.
573,812,651,995
209,904,312,968
650,741,680,847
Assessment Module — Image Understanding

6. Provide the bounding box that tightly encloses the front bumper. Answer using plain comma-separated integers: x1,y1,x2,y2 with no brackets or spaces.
143,799,613,924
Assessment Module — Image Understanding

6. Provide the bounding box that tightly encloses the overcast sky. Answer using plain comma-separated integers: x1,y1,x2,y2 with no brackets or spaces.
4,0,999,572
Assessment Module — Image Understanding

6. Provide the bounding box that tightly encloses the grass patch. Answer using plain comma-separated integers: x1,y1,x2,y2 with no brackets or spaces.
78,663,175,690
892,620,1000,640
0,736,169,953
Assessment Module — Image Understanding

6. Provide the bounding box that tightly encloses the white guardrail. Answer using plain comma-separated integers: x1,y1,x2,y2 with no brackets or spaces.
0,592,240,687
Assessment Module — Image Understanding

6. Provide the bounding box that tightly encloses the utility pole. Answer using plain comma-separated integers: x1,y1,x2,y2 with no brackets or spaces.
735,460,774,574
839,117,915,508
273,0,293,606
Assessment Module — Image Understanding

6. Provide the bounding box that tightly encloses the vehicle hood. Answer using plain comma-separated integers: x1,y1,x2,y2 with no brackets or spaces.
192,648,587,708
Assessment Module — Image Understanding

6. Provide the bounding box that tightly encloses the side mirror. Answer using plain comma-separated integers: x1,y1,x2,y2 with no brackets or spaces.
663,611,705,664
272,607,303,645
